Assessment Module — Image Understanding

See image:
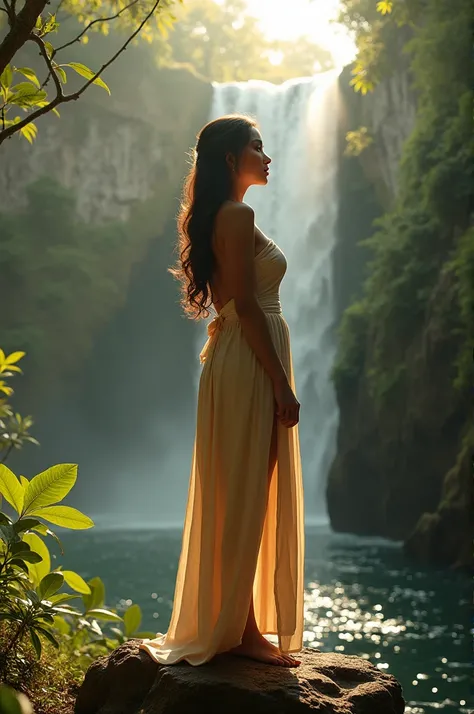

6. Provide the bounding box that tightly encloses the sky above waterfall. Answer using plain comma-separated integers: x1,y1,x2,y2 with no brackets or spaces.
218,0,357,68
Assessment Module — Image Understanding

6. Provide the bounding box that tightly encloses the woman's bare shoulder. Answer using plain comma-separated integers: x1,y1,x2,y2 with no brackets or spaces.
216,200,255,226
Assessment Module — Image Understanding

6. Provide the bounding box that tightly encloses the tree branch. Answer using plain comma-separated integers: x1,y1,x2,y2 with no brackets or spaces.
2,0,15,27
54,0,141,55
0,0,49,76
29,31,64,97
39,0,141,90
0,0,162,146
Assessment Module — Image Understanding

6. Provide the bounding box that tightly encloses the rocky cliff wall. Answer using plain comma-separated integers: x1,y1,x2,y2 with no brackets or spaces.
0,55,212,224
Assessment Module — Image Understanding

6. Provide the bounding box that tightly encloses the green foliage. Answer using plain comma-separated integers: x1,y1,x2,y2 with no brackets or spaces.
332,300,369,390
450,228,474,391
338,0,390,94
338,0,423,94
0,685,31,714
0,462,155,684
0,0,180,145
344,126,373,156
158,0,334,83
334,0,473,406
376,1,393,15
0,351,39,465
0,355,157,709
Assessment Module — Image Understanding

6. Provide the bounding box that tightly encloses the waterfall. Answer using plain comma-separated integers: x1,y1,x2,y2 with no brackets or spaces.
202,71,341,522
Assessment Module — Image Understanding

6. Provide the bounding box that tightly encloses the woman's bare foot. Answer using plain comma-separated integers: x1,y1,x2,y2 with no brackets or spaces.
229,631,301,667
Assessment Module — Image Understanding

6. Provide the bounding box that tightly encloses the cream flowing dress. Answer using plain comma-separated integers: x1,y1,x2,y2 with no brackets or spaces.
139,238,305,665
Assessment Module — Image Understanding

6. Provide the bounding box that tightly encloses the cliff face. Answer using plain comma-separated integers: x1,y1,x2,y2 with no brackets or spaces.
341,27,417,212
331,60,425,542
329,253,470,542
1,54,212,401
0,59,212,224
329,6,472,568
333,31,417,323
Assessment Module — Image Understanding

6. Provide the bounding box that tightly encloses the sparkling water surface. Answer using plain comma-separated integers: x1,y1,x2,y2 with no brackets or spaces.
57,523,471,713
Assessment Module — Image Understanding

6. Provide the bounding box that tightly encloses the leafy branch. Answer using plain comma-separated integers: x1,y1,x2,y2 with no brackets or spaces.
0,0,174,146
0,350,39,465
339,0,421,95
0,462,155,679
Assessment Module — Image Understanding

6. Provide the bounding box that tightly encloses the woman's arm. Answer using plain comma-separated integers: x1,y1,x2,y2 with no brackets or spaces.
214,201,300,427
215,201,287,384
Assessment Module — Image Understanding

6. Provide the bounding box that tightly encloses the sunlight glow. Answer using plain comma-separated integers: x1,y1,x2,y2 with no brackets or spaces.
229,0,356,68
268,49,284,66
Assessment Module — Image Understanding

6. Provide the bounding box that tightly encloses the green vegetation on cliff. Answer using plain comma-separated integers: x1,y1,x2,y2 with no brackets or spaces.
333,0,473,402
0,176,162,394
329,0,472,566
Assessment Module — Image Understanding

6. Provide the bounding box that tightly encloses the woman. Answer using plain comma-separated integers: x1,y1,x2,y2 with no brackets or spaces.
139,114,305,668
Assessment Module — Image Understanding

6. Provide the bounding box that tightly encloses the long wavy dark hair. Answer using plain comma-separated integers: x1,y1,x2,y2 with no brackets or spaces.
169,113,257,319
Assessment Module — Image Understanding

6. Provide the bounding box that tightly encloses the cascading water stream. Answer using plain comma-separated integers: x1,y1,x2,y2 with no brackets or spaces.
200,71,341,522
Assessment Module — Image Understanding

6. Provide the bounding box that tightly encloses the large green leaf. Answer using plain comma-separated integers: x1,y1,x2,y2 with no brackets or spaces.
10,541,31,556
54,65,67,84
0,65,13,90
52,615,71,635
13,518,41,534
14,67,40,89
34,625,59,649
0,685,23,714
48,593,80,605
23,464,77,514
0,464,25,514
27,505,94,530
22,533,51,585
19,476,29,490
52,605,81,617
87,608,123,622
38,571,64,599
10,85,47,108
29,628,42,658
0,523,16,543
12,551,43,563
10,82,43,97
123,603,142,637
62,569,91,594
64,62,111,95
44,41,54,59
9,559,29,573
82,576,105,610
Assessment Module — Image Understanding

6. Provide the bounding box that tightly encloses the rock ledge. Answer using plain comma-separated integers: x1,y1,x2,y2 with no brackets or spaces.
75,640,405,714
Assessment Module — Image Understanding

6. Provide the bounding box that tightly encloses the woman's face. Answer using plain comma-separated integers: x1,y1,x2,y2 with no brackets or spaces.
231,127,272,187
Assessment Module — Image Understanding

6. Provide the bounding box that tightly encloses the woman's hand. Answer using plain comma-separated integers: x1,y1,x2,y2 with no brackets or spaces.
273,378,300,428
